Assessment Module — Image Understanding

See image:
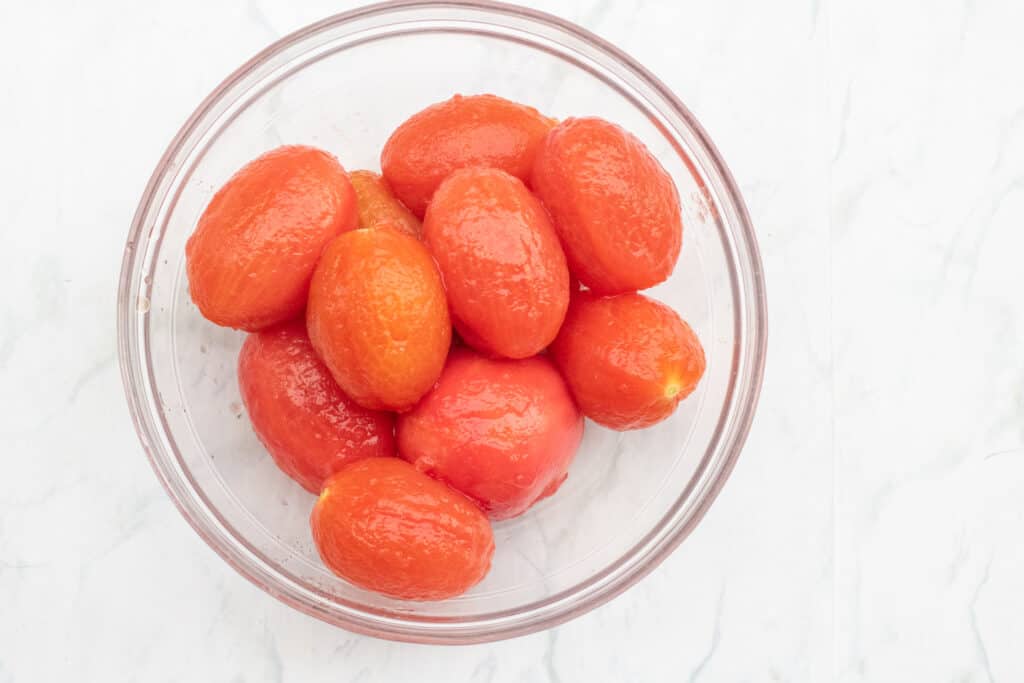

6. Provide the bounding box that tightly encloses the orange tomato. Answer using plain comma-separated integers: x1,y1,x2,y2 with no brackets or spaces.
186,145,357,330
531,118,682,294
398,348,583,520
550,291,705,430
349,170,420,238
237,320,396,493
423,168,569,359
306,227,451,412
311,458,494,600
381,94,555,216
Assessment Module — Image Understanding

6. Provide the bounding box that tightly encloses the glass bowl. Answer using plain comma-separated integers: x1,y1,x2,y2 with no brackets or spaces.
117,0,767,644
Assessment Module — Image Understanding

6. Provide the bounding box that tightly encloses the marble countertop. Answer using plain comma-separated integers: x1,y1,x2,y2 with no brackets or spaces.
2,0,1022,680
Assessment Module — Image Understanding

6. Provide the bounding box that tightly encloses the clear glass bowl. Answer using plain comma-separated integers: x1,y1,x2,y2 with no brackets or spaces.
117,0,767,644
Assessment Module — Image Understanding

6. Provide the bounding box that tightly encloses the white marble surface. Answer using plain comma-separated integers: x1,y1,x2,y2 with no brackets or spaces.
0,0,1021,680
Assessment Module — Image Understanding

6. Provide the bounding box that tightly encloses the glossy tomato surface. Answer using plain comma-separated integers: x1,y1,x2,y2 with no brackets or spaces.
238,320,396,493
531,118,682,294
424,168,569,359
381,94,555,216
398,348,583,519
306,227,451,412
311,458,495,600
551,291,705,430
186,145,357,330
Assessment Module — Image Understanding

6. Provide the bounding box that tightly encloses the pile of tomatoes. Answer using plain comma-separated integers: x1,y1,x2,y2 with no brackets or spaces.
186,94,705,601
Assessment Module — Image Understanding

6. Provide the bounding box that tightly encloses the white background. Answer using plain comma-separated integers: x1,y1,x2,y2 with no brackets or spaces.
1,0,1022,681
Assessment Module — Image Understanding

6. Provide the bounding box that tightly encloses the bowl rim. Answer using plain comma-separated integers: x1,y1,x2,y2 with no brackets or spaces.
118,0,767,644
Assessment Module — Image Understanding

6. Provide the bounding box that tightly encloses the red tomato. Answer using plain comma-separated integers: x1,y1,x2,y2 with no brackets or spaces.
423,168,569,359
238,320,396,492
397,348,583,520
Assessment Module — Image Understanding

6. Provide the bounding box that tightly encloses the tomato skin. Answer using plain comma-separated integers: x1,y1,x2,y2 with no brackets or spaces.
531,118,682,295
349,170,421,237
424,168,570,359
306,227,451,412
237,320,396,493
550,291,705,430
381,94,555,217
186,145,358,331
311,458,495,600
398,348,584,520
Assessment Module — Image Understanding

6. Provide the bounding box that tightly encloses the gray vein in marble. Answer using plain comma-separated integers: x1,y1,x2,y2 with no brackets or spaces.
262,620,284,683
543,627,561,683
959,0,978,44
946,530,970,586
67,354,116,404
0,190,26,233
968,559,994,683
331,636,359,659
350,668,372,683
246,0,278,37
832,81,852,163
686,582,725,683
933,175,1024,309
988,105,1024,173
984,448,1024,462
935,174,1024,304
581,0,613,26
470,653,497,683
534,429,624,556
865,445,970,528
512,538,547,581
846,565,866,678
809,0,822,32
202,581,233,641
0,411,61,441
831,177,872,240
82,493,160,570
0,480,58,509
962,177,1024,296
0,560,45,574
0,321,16,369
